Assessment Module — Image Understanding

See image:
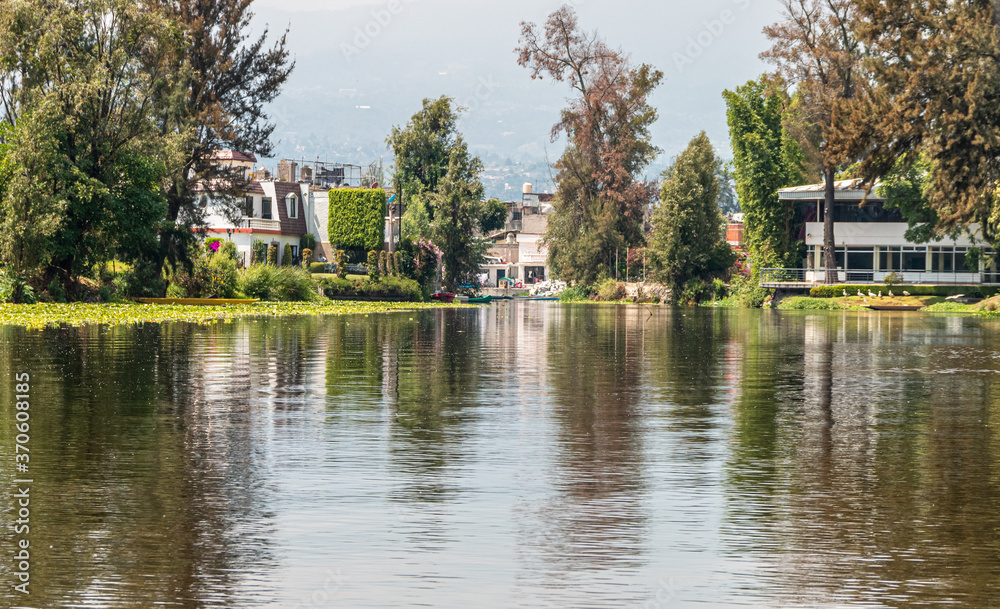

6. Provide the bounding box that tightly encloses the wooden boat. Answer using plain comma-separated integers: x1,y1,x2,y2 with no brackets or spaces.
865,305,924,311
430,292,456,303
135,298,260,306
468,296,493,304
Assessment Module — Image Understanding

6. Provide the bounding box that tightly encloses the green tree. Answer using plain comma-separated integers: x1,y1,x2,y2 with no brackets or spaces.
762,0,866,283
852,1,1000,245
151,0,294,283
399,194,432,242
650,132,734,298
425,143,505,291
877,153,944,245
388,98,503,292
0,0,177,282
0,111,70,302
387,96,458,197
517,7,662,284
723,78,806,272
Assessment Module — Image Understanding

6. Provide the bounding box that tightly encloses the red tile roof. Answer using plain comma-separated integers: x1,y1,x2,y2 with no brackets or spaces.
210,150,258,163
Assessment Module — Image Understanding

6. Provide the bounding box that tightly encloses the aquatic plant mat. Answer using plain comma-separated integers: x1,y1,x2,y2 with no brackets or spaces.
0,301,468,330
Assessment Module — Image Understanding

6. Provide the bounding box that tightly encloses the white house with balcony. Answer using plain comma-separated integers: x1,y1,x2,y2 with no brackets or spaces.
761,179,998,287
482,185,553,287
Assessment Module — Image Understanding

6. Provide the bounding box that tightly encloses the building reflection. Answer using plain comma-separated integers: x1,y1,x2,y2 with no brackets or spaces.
722,312,1000,607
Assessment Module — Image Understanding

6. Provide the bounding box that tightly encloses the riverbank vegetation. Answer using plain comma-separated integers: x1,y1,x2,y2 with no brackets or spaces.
0,0,293,303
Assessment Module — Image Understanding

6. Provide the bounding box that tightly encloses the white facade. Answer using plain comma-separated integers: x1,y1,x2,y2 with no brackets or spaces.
777,179,997,284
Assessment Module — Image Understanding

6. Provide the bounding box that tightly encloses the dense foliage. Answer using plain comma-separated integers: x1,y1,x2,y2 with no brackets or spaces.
328,189,387,252
387,98,503,291
723,78,806,271
0,0,292,301
650,132,734,299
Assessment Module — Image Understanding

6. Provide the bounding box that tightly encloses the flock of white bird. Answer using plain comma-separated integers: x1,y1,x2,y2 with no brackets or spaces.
843,287,910,304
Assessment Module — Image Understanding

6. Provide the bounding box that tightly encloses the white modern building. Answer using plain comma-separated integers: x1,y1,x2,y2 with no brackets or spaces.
762,179,998,286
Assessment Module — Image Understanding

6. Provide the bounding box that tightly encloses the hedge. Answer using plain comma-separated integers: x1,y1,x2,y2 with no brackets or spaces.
319,276,422,301
810,284,999,298
328,189,386,252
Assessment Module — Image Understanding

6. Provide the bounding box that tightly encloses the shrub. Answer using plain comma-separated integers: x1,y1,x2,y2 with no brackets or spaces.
378,250,387,276
237,265,319,301
267,244,277,265
712,278,727,301
393,251,404,278
252,239,267,265
205,237,224,254
171,250,239,298
0,272,36,305
47,278,67,303
367,250,380,281
309,262,328,273
282,243,294,266
301,248,313,267
679,278,709,305
300,233,316,251
560,285,591,302
730,273,771,308
810,284,972,298
336,250,347,279
319,275,422,301
596,278,625,301
882,271,903,286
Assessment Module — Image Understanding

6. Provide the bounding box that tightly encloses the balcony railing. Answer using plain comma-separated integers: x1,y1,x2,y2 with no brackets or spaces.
760,268,999,287
244,217,281,232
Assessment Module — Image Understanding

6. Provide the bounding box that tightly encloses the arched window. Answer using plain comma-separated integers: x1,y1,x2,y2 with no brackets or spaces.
199,195,209,209
286,194,298,219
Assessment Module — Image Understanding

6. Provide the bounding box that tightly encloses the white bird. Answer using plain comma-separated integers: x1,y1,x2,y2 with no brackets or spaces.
946,293,964,301
863,297,869,304
903,290,910,296
843,289,848,297
888,290,894,297
858,289,864,297
878,291,882,298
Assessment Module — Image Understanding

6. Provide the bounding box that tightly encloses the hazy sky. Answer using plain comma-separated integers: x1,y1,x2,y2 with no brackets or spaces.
251,0,786,173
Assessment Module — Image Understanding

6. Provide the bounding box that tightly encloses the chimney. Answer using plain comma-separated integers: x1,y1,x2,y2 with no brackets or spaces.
290,161,298,183
300,166,313,184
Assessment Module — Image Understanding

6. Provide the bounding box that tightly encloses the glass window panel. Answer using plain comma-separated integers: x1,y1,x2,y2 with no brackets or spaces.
903,250,926,270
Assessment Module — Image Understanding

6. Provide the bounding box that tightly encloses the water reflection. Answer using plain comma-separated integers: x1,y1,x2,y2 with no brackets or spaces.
1,307,999,607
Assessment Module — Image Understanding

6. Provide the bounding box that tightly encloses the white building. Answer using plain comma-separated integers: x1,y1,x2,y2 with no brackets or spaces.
763,179,998,286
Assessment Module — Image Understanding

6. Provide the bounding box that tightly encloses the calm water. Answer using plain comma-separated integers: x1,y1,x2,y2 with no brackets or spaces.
1,303,999,608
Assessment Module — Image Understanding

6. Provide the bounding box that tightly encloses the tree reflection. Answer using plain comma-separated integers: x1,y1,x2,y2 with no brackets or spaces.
0,322,279,608
519,304,648,578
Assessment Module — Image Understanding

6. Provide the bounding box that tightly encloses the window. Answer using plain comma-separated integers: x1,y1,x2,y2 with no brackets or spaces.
199,195,209,209
903,248,926,271
286,194,298,219
262,197,272,219
244,196,254,218
846,247,874,270
880,247,901,271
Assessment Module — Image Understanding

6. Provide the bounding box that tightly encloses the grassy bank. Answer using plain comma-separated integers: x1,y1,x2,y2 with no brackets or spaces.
0,301,468,330
777,295,982,313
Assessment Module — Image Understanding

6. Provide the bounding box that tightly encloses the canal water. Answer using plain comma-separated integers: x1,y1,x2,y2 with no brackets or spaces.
1,303,998,608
